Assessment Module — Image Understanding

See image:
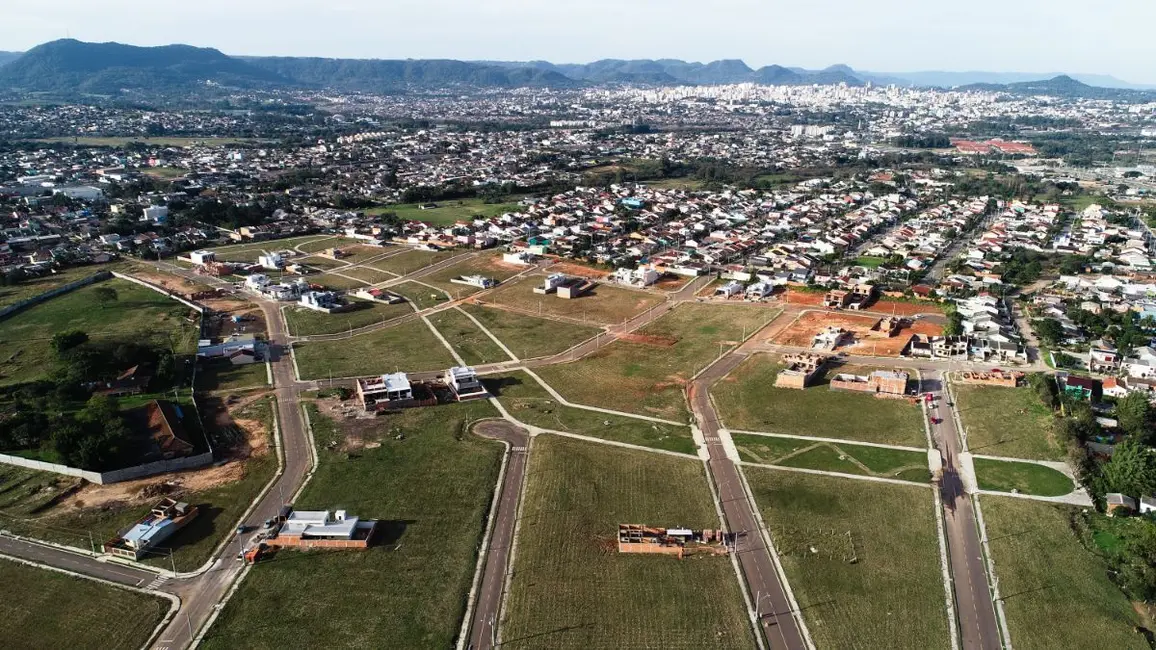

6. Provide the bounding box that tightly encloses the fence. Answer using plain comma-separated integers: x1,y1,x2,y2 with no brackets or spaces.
0,450,213,485
0,270,112,321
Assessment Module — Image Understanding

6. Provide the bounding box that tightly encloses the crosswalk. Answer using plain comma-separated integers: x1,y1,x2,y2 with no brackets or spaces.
145,574,168,591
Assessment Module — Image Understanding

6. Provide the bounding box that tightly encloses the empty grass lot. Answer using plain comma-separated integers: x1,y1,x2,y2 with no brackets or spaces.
486,371,696,454
309,273,368,291
284,298,412,337
427,308,512,365
732,434,930,483
459,303,600,359
0,398,277,571
981,497,1145,650
421,254,525,297
0,278,199,386
746,469,949,650
711,354,926,447
195,360,268,391
207,235,329,262
0,559,168,650
336,265,394,284
503,435,752,648
369,198,524,226
202,400,502,649
0,265,103,308
484,273,663,325
973,458,1074,496
368,248,464,276
292,319,457,380
535,303,777,421
954,384,1063,461
390,281,450,310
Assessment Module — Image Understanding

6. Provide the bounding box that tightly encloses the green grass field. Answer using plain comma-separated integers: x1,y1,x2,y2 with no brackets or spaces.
855,256,887,268
503,435,752,648
292,319,457,379
746,469,949,649
487,371,696,453
733,434,929,482
0,278,200,386
0,266,104,308
712,354,926,447
0,398,277,571
367,248,463,276
458,304,600,359
390,281,451,310
427,308,513,365
981,497,1145,650
368,198,524,226
0,559,168,649
954,385,1062,460
335,265,394,284
195,360,268,391
202,400,503,649
973,458,1074,496
207,235,330,263
284,298,412,337
483,273,663,325
535,303,776,421
420,254,525,297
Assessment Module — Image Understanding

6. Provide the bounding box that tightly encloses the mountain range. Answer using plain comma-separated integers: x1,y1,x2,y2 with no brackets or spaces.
0,39,1151,99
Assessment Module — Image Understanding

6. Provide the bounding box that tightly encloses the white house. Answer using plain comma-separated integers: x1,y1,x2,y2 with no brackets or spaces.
142,205,169,223
245,273,270,290
445,366,489,400
611,265,660,288
715,280,743,298
258,252,285,270
190,250,216,265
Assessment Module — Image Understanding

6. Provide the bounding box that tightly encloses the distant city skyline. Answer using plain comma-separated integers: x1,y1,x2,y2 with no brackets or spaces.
3,0,1154,84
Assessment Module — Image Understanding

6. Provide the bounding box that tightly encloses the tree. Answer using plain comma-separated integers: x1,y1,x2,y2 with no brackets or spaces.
92,286,118,309
50,330,88,355
1099,440,1156,498
1033,318,1065,347
1117,392,1154,443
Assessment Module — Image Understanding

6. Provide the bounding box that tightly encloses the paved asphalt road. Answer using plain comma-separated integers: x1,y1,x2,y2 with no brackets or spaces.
690,351,807,650
466,420,530,650
0,535,158,587
924,370,1002,650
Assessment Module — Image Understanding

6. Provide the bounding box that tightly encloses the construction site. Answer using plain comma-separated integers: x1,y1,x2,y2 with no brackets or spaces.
772,310,943,357
616,524,731,559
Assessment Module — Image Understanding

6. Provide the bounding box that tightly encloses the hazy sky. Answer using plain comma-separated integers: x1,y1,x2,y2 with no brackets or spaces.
4,0,1154,82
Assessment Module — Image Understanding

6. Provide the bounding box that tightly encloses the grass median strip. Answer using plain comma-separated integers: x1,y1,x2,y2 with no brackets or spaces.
973,457,1073,496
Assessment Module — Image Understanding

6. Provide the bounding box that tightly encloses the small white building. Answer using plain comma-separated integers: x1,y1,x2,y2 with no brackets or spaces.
537,273,569,293
451,274,496,289
1141,496,1156,515
190,250,216,265
446,366,489,401
612,265,660,288
258,252,285,270
745,281,772,300
715,280,744,298
503,252,535,266
356,372,414,411
142,205,169,223
299,291,343,312
245,273,270,290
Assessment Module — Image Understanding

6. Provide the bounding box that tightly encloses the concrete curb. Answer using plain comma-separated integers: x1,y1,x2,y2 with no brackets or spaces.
0,551,181,650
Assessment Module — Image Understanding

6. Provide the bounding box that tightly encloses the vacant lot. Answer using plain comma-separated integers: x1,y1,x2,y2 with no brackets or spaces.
0,397,277,571
293,319,457,379
367,248,464,276
503,435,751,648
203,400,502,649
487,372,696,454
770,310,942,356
0,559,167,650
369,198,524,226
421,254,526,297
285,298,412,337
336,265,394,284
536,303,776,420
0,265,103,308
973,458,1074,496
207,235,329,262
955,385,1062,460
981,497,1144,650
0,278,200,386
390,281,451,310
712,354,926,447
195,360,268,391
746,469,949,650
733,433,929,482
459,304,600,359
427,308,513,365
483,273,663,325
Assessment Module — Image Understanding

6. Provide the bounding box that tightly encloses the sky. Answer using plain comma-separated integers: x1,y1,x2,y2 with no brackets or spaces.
3,0,1155,83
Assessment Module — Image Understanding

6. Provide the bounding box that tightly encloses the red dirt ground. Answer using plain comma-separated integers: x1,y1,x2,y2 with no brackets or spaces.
770,311,943,357
548,262,609,280
617,333,679,347
781,289,943,316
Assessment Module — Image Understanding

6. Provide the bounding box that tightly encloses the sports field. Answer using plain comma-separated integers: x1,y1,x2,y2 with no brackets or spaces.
981,497,1144,650
0,559,168,650
745,469,949,649
487,371,696,453
0,278,200,386
733,433,929,482
502,435,752,648
954,385,1063,460
483,273,663,325
202,400,503,649
458,304,600,359
535,303,777,420
711,354,926,447
292,319,457,379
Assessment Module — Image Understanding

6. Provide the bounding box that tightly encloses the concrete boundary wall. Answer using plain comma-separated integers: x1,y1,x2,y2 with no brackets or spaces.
0,450,213,485
0,270,111,321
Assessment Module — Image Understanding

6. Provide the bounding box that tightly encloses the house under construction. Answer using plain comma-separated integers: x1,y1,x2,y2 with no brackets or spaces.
617,524,730,558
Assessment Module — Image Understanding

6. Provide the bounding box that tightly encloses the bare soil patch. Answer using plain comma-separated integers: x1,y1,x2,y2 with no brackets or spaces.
617,332,678,347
